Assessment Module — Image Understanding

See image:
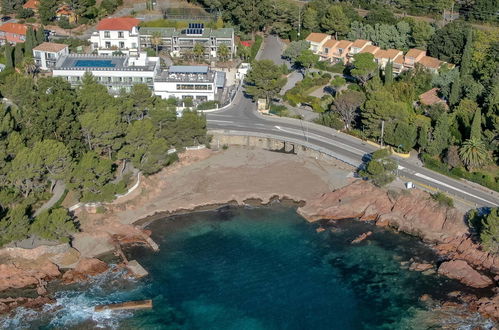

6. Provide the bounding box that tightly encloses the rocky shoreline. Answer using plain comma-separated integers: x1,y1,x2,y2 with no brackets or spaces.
0,148,497,324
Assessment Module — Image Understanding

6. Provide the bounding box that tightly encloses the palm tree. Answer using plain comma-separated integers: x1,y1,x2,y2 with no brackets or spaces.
193,43,205,62
23,57,37,77
217,44,230,62
459,137,491,171
151,32,162,56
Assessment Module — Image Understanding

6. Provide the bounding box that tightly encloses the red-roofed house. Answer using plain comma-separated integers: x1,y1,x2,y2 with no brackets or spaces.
348,39,371,59
23,0,39,12
419,88,447,107
306,32,331,54
0,23,28,45
374,49,403,69
90,17,141,55
56,5,77,24
328,40,353,64
404,48,426,70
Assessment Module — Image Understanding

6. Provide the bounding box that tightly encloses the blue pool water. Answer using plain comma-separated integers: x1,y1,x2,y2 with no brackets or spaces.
74,60,116,68
1,205,493,329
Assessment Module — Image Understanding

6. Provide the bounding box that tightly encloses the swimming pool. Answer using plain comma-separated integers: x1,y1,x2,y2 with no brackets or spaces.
74,60,116,68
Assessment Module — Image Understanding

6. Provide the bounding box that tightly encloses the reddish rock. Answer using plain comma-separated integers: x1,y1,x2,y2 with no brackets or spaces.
0,261,60,292
351,231,372,244
419,294,431,302
476,294,499,320
23,296,55,310
438,260,494,288
409,262,433,272
62,258,108,284
297,181,393,222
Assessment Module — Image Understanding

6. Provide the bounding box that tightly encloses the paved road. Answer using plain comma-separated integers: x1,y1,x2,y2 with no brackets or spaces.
206,37,499,208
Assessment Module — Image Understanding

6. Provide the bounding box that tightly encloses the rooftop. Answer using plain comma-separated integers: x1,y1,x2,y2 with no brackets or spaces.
360,45,380,55
54,54,158,72
336,40,353,49
351,39,371,49
419,88,446,106
406,48,426,59
156,68,215,83
169,65,209,74
23,0,39,9
323,39,339,49
96,17,140,31
139,27,234,39
375,49,402,59
418,56,443,69
0,23,28,35
33,42,68,53
306,32,330,43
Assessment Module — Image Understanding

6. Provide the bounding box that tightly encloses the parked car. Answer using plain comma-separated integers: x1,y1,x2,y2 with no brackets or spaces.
1,16,11,22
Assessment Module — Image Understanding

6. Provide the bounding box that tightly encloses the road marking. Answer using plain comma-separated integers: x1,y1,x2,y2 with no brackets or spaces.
274,126,365,155
414,173,498,206
207,120,235,124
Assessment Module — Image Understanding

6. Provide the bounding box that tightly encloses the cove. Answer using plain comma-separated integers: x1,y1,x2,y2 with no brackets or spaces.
1,204,490,329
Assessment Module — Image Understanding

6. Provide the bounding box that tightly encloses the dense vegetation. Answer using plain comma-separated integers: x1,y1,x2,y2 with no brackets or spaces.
0,73,207,247
1,0,123,26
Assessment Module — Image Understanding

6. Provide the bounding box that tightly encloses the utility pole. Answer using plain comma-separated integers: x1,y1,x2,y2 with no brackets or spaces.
380,120,385,147
298,6,301,37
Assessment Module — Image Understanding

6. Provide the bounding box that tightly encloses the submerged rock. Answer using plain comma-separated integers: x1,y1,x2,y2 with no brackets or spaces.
438,260,493,288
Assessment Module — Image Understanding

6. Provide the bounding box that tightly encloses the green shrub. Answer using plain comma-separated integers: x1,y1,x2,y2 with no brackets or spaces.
315,61,345,74
315,112,344,130
250,35,263,61
431,192,454,208
197,100,219,110
331,76,347,87
270,104,290,117
347,83,362,92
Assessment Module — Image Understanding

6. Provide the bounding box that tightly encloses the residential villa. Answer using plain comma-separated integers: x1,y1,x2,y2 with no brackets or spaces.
419,88,448,107
306,32,451,74
56,5,77,24
90,17,141,56
348,39,372,58
305,33,331,53
0,23,28,45
33,42,69,70
139,25,236,59
23,0,39,12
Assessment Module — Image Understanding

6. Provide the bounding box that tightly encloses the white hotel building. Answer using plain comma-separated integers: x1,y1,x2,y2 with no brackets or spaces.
52,53,160,93
89,17,141,56
153,66,225,102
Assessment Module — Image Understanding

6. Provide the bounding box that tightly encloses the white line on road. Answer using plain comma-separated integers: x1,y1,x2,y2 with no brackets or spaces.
207,120,235,124
414,173,498,206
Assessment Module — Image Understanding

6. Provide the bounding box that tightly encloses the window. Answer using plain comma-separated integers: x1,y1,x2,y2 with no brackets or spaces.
132,42,137,49
105,42,111,48
119,42,125,48
118,31,124,38
93,43,98,48
104,31,110,38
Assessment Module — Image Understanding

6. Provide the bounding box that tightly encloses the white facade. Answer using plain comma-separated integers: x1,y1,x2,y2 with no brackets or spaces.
153,66,220,102
53,53,160,93
90,27,140,56
33,43,69,70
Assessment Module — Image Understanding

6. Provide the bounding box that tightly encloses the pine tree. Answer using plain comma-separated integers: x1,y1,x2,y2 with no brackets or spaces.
14,43,23,67
4,43,13,69
384,60,393,85
470,108,482,140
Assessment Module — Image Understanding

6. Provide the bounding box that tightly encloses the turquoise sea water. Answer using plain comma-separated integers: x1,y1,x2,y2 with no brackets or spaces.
1,205,493,329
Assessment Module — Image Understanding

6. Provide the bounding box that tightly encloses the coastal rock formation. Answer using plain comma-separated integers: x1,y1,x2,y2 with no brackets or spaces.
438,260,493,288
351,231,372,244
297,181,392,222
62,258,108,284
0,260,60,291
298,180,468,242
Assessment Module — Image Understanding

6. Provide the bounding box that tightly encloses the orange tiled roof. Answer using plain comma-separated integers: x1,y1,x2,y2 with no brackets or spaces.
419,88,445,106
23,0,39,9
0,23,28,35
393,54,404,65
323,39,339,49
406,48,426,59
419,56,443,69
33,42,68,53
351,39,370,49
360,44,379,55
335,40,352,49
96,17,141,31
305,32,330,43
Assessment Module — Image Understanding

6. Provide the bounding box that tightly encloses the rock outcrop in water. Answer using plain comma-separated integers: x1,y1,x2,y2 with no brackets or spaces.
62,258,109,284
438,260,494,288
297,180,497,286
